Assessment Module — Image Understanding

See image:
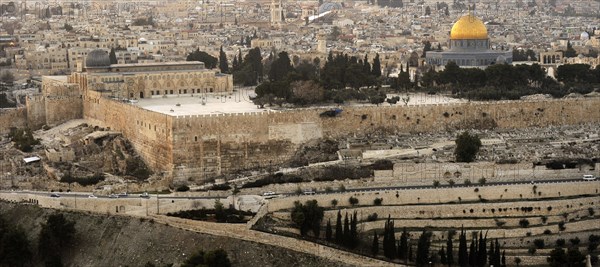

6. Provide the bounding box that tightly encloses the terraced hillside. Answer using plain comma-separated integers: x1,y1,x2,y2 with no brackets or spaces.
258,180,600,266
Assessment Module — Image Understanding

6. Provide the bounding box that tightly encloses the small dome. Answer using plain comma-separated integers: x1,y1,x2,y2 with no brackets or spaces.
318,2,342,14
450,13,488,40
85,49,111,68
496,55,506,64
580,31,589,41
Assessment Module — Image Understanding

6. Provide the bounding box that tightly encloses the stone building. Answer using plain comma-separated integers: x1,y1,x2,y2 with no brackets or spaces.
425,12,513,68
71,49,233,100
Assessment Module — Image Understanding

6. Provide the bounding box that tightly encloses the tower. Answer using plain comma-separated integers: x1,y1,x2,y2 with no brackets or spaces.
317,32,327,54
270,0,284,27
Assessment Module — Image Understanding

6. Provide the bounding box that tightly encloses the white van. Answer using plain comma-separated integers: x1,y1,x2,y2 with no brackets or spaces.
583,175,597,181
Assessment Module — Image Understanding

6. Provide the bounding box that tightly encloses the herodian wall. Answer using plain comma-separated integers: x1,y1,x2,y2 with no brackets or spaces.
166,97,599,183
0,107,27,134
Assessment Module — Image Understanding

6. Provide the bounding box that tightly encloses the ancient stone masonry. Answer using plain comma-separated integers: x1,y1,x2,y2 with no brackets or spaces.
3,66,600,184
0,107,27,134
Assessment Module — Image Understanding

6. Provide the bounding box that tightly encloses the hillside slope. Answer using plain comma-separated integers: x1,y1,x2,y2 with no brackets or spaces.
0,202,345,267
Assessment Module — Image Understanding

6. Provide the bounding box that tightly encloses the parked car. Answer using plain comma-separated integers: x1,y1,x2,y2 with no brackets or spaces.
583,174,597,181
108,194,118,198
88,195,98,199
50,193,60,198
139,192,150,198
118,192,128,198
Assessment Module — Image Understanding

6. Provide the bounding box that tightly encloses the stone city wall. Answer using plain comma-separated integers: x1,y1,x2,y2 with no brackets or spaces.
166,98,600,178
44,96,83,127
265,181,600,212
83,90,175,173
0,107,27,135
375,162,599,184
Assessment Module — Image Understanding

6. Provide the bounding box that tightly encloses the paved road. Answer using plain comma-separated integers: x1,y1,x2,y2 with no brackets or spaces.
5,177,595,199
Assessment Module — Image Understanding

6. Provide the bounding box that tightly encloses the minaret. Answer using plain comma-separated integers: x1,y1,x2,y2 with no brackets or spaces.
317,32,327,54
270,0,284,28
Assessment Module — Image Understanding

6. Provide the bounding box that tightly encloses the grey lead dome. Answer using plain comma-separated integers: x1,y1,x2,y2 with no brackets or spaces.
85,49,111,68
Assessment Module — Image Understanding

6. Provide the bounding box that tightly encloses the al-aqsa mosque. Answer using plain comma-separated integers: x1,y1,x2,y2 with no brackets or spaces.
426,12,512,68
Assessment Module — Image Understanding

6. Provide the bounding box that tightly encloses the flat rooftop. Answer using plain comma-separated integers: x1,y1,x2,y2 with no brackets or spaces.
134,89,467,117
134,89,266,116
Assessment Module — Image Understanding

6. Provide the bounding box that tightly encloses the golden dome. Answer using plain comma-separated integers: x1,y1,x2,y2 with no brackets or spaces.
450,14,488,40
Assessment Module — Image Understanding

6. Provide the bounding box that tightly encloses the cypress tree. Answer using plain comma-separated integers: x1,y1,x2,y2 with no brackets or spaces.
447,231,454,267
371,231,379,256
335,210,342,244
440,246,448,265
363,54,371,75
416,230,432,267
399,227,409,262
219,46,229,73
325,219,332,241
232,55,239,71
238,49,243,65
372,53,382,77
409,245,414,262
488,239,495,267
383,216,396,259
343,212,350,246
478,232,487,267
109,48,118,64
494,239,501,267
458,228,468,267
350,211,358,248
501,250,506,267
469,235,477,267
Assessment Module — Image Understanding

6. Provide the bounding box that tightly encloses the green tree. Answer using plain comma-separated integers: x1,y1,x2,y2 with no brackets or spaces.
186,49,218,69
447,231,455,267
372,231,379,256
63,23,73,31
383,216,396,259
458,229,468,267
399,227,409,262
219,46,229,73
416,230,432,267
349,196,359,206
109,48,118,64
0,228,31,267
422,40,432,58
350,211,358,248
564,41,577,58
9,128,40,152
182,248,231,267
269,51,294,82
326,219,332,241
372,53,382,77
39,213,76,262
454,131,482,162
335,210,343,243
290,200,324,237
547,247,567,267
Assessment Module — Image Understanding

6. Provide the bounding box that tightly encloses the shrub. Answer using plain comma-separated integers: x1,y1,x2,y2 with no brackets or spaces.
338,184,346,192
541,216,548,224
589,207,595,216
556,239,566,247
519,219,530,228
433,180,440,187
528,247,536,255
464,179,472,185
373,198,383,206
534,239,545,249
370,159,394,170
367,213,378,222
209,183,231,191
349,196,359,206
570,237,580,246
496,220,506,227
448,179,455,186
558,222,566,231
325,186,333,193
478,178,487,185
544,229,552,235
331,199,338,207
547,206,552,211
176,185,190,192
8,128,40,152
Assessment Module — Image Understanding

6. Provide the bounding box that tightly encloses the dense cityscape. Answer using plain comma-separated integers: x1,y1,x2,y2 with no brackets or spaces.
0,0,599,266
